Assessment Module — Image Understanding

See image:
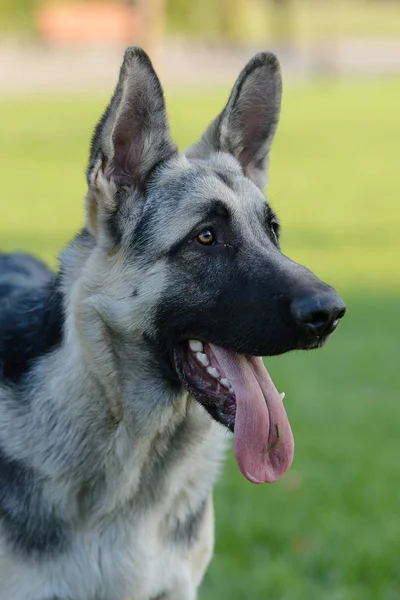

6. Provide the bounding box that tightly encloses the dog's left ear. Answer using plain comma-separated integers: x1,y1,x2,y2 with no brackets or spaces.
186,52,282,190
86,47,177,239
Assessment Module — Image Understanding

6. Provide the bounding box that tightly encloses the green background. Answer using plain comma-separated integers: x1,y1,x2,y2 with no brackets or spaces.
0,78,399,599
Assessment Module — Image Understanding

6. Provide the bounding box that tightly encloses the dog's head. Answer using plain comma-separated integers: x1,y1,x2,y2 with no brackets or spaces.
83,47,345,484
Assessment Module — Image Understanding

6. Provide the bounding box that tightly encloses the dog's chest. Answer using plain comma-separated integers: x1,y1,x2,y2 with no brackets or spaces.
64,416,222,600
57,508,198,600
1,413,224,600
1,512,193,600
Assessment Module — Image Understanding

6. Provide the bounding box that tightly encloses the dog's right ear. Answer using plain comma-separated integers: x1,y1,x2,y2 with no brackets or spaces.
86,47,177,240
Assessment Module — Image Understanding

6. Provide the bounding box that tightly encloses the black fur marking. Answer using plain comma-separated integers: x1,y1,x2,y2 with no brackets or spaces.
144,155,173,191
155,216,344,360
136,416,200,507
0,253,52,295
0,448,67,555
106,187,125,245
0,270,64,384
215,170,233,189
170,498,207,545
129,207,154,253
207,199,231,220
0,283,14,297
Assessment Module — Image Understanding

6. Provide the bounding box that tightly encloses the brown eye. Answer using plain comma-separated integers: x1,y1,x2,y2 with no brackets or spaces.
197,230,215,245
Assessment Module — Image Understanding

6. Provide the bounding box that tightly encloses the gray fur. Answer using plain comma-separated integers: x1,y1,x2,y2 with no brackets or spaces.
0,47,344,599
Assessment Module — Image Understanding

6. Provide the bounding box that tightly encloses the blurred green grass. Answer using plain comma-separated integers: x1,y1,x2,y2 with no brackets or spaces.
0,79,399,599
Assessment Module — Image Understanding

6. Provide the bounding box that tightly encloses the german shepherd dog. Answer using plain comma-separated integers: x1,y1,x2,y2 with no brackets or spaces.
0,48,345,599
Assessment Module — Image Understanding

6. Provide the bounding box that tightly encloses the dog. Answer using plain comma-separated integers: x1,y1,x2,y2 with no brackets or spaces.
0,47,345,599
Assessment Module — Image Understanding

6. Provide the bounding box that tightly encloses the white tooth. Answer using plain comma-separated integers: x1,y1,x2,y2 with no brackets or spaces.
220,378,230,388
280,392,285,401
207,367,219,379
189,339,203,352
196,352,209,367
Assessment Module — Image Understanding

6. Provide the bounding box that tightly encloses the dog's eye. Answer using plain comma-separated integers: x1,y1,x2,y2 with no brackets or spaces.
270,219,280,242
197,230,215,245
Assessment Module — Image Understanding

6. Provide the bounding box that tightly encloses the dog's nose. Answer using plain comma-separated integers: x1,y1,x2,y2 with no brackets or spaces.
291,291,346,337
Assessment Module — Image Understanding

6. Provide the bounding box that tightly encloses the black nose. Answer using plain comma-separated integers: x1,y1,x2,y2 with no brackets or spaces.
291,291,346,337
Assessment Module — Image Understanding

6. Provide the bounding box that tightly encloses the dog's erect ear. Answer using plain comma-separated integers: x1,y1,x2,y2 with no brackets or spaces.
186,52,282,190
86,47,177,238
88,46,176,187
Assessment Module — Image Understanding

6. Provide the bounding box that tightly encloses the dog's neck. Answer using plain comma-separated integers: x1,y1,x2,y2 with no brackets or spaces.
0,234,217,518
8,302,211,520
59,230,184,430
53,324,217,515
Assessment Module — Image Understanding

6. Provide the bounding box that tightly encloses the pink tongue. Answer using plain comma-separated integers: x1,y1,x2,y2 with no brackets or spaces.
209,346,294,484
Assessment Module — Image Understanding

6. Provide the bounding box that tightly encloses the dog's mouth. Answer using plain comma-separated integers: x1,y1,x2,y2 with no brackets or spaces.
174,340,294,484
